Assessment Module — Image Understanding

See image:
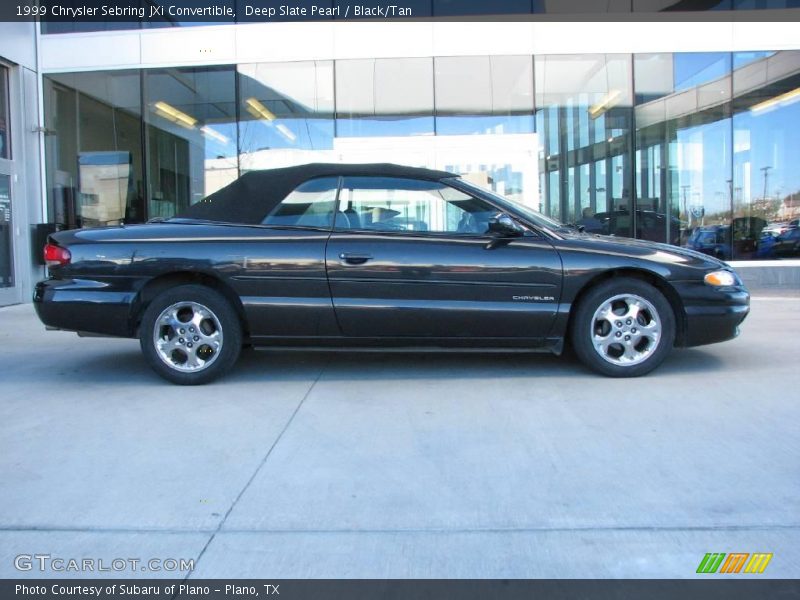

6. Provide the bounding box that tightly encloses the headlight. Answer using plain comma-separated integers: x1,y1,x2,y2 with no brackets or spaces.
704,270,738,287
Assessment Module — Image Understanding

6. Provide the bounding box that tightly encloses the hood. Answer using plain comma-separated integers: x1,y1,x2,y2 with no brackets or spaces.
556,231,729,270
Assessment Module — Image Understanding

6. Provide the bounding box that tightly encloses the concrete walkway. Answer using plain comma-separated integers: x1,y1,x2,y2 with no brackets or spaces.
0,297,798,578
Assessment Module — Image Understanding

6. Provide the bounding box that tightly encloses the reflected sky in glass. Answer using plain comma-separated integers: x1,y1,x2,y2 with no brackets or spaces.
673,53,731,92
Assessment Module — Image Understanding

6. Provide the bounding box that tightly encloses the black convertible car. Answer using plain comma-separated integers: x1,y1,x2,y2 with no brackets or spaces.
34,163,749,384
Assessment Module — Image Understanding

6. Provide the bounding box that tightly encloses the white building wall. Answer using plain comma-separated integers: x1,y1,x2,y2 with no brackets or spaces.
0,22,38,70
39,21,800,74
0,22,44,305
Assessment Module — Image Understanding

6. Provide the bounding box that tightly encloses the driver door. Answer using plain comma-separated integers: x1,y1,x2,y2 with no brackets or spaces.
325,176,562,339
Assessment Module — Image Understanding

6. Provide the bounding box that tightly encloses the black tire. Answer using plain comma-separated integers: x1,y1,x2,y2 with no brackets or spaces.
570,277,675,377
139,284,242,385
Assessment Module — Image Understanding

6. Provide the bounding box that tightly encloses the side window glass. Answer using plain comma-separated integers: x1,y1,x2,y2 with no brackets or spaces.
262,177,339,228
337,177,497,235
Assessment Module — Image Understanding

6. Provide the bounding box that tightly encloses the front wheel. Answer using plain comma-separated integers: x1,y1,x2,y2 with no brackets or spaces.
571,278,675,377
139,284,242,385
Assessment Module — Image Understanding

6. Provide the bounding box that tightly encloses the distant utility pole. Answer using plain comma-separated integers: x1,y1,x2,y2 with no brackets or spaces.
761,166,772,203
726,178,733,210
681,185,691,223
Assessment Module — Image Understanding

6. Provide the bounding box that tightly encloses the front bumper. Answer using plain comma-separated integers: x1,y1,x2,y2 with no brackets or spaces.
33,278,137,338
672,281,750,347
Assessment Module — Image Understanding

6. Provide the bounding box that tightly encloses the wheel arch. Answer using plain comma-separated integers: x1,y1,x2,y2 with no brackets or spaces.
132,271,250,339
566,268,687,347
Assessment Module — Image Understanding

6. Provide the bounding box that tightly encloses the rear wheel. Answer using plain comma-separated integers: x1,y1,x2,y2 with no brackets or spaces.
139,285,241,385
571,277,675,377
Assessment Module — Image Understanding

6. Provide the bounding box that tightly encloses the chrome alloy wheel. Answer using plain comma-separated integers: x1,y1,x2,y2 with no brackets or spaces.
152,301,223,373
590,293,662,367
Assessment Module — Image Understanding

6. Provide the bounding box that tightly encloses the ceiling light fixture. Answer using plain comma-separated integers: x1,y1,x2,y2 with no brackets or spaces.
152,101,197,129
245,97,276,121
275,123,297,142
750,87,800,113
246,97,295,143
200,126,230,145
589,89,622,120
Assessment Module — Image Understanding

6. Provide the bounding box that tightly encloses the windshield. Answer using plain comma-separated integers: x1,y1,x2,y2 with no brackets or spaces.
451,179,566,231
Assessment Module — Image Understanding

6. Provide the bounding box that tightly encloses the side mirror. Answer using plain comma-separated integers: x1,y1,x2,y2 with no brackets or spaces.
488,213,525,237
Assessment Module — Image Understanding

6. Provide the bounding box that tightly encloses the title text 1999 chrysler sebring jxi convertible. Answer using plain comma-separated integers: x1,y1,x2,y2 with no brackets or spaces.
34,164,750,385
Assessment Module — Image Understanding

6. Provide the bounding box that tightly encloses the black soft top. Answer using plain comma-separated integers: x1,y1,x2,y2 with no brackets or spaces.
175,163,457,224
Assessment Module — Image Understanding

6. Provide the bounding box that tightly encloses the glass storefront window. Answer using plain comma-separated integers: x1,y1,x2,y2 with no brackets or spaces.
44,70,144,229
38,50,799,264
733,51,776,70
433,56,537,208
435,56,534,136
0,65,9,160
238,61,334,172
536,54,634,231
143,66,237,217
634,53,732,254
733,50,800,259
335,58,435,138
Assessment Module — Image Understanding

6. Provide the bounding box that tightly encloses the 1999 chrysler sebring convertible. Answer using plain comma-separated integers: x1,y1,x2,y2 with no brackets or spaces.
34,163,750,384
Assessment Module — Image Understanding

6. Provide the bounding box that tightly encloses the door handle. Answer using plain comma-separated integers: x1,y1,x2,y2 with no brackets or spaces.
339,252,373,265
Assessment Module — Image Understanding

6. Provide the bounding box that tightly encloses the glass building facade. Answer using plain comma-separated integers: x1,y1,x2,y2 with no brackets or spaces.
43,49,800,260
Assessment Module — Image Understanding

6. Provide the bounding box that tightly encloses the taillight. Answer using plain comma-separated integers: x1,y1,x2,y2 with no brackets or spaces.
44,243,71,267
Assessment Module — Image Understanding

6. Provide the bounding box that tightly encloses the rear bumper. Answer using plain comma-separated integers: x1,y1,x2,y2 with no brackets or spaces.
672,281,750,347
33,278,137,338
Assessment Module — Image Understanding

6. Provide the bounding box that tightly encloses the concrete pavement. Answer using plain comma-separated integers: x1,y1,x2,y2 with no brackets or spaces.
0,297,798,578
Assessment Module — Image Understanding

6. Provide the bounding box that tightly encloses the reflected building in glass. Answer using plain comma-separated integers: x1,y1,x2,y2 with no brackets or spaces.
535,54,634,231
38,26,800,263
633,53,733,251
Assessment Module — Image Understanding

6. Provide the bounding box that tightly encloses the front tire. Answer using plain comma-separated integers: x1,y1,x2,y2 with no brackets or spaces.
571,277,675,377
139,284,242,385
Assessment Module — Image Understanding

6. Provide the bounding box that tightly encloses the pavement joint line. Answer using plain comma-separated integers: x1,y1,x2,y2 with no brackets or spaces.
1,524,799,535
177,359,330,584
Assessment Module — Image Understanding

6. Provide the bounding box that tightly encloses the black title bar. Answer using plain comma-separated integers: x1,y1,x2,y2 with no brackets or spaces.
3,579,800,600
6,0,800,23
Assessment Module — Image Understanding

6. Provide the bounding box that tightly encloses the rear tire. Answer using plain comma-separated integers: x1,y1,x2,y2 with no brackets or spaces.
571,277,675,377
139,284,242,385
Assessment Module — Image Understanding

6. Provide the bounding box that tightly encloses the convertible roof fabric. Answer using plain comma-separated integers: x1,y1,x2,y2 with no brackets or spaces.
175,163,457,224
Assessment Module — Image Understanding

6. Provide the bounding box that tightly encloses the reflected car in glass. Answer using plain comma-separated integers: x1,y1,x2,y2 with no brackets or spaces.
34,164,750,385
686,225,732,261
591,209,683,246
756,221,800,258
769,226,800,258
